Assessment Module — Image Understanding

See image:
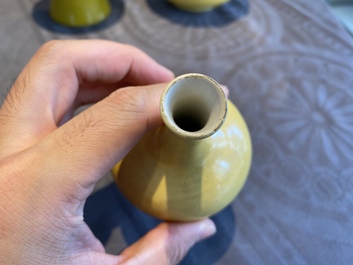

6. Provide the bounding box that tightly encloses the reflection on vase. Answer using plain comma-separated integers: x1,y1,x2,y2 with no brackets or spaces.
113,74,252,221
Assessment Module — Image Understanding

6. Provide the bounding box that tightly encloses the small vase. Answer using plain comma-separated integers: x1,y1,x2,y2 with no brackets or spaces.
49,0,112,27
112,73,252,221
167,0,231,12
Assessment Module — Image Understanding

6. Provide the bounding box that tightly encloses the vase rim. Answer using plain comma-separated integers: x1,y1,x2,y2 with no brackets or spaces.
160,73,227,140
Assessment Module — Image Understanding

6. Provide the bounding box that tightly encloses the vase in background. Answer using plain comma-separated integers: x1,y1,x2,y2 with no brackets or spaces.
112,73,252,221
167,0,231,12
49,0,112,27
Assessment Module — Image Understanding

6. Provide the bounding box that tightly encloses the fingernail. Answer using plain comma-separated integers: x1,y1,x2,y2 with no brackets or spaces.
220,85,229,96
166,69,175,79
198,220,217,241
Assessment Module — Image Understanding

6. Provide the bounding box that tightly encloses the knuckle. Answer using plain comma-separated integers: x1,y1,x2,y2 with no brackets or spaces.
55,110,104,151
107,87,148,122
167,226,192,264
36,40,67,63
122,43,142,54
38,40,61,53
39,40,63,54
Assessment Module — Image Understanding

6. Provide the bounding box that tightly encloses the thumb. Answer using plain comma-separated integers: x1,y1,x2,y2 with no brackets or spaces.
118,219,216,265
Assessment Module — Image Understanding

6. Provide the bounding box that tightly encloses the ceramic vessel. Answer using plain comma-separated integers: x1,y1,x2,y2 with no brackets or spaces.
49,0,111,27
112,73,252,221
167,0,231,12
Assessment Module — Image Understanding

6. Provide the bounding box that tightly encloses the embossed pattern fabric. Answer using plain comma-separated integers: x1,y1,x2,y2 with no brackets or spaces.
1,0,353,264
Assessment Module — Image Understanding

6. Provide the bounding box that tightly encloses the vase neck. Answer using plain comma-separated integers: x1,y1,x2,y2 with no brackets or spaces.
160,73,227,141
156,126,209,165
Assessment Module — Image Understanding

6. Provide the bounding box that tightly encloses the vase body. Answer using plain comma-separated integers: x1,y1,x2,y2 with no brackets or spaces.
112,74,252,221
49,0,111,27
167,0,231,12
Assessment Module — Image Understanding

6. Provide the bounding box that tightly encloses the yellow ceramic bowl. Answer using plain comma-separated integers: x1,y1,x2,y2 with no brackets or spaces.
49,0,111,27
168,0,230,12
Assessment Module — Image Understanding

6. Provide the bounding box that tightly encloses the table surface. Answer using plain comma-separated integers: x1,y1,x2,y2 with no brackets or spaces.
1,0,353,264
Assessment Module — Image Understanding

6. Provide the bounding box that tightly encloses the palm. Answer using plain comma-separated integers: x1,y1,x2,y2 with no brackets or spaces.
0,40,215,265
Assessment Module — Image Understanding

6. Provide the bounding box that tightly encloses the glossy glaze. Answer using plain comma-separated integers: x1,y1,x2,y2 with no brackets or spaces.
49,0,111,27
167,0,230,12
112,74,252,221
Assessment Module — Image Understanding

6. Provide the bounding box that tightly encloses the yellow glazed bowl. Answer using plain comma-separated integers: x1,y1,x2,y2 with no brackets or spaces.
167,0,230,12
49,0,111,27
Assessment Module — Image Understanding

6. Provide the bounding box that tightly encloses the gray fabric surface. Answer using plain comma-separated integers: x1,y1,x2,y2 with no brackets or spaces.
1,0,353,264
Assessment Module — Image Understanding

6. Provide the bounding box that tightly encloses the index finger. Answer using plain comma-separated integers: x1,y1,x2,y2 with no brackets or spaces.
0,40,174,157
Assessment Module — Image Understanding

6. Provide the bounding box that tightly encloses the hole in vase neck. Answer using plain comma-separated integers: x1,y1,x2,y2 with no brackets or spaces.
173,111,206,132
161,73,227,139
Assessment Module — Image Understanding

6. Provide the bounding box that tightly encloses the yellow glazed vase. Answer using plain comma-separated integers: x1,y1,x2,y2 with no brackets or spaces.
112,73,252,221
49,0,111,27
167,0,231,12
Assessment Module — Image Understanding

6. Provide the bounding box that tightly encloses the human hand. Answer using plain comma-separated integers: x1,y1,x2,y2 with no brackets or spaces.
0,40,216,265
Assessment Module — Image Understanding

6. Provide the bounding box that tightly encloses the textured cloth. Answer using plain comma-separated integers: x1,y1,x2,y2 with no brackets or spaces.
1,0,353,264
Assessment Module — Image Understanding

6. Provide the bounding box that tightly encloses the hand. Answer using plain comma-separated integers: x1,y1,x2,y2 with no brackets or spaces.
0,40,216,265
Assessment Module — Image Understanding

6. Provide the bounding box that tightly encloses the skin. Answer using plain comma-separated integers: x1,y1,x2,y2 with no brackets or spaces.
0,40,217,265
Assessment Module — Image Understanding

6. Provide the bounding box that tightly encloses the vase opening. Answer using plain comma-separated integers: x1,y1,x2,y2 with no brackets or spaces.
161,74,227,139
173,109,206,132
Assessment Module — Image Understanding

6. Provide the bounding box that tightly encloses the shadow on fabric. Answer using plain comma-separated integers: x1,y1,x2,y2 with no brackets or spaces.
147,0,249,27
84,183,236,265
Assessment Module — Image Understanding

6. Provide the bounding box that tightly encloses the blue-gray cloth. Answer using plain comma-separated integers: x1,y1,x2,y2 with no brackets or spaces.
84,183,235,265
2,0,353,264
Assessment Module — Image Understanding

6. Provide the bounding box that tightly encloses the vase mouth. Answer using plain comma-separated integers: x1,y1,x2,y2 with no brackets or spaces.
160,73,227,140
